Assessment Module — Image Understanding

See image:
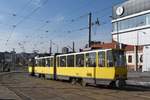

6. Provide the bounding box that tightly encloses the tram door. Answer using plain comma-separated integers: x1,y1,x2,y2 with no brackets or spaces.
54,55,58,80
96,50,114,80
96,51,107,79
85,52,96,83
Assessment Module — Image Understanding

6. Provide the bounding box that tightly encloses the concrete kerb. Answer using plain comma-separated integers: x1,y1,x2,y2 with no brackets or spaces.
126,80,150,88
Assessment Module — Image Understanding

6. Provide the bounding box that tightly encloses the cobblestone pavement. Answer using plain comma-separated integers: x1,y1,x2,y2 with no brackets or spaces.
0,72,150,100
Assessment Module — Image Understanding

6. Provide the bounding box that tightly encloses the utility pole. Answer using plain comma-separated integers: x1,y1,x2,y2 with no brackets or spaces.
136,31,139,71
73,41,75,52
12,48,16,71
88,12,92,48
49,40,52,55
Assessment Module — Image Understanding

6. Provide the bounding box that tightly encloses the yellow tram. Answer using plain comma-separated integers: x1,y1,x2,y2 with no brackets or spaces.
28,49,127,88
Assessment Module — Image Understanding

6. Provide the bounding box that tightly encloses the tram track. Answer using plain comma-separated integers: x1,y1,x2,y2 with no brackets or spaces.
3,87,32,100
0,72,32,100
0,72,150,100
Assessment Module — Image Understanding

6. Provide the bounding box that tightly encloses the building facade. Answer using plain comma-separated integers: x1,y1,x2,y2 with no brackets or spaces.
125,45,143,71
112,0,150,72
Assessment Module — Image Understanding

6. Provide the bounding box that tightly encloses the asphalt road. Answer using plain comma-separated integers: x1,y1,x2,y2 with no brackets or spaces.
0,72,150,100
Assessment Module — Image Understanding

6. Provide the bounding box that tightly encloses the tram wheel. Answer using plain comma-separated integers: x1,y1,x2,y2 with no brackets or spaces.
109,81,116,88
115,80,126,88
38,74,41,78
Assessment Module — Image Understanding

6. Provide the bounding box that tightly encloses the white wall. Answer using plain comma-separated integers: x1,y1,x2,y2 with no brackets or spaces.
126,51,143,71
112,27,150,46
143,46,150,71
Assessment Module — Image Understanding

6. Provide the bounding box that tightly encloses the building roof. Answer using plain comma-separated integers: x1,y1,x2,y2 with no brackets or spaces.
90,40,143,52
91,41,117,49
124,45,143,51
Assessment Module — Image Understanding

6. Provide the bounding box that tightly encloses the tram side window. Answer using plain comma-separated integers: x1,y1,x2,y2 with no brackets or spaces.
29,58,35,66
50,58,54,67
46,58,50,67
37,59,40,66
39,59,42,66
35,59,38,66
76,54,84,67
57,57,60,67
86,52,96,67
42,59,46,67
60,56,66,67
67,55,74,67
98,51,105,67
113,50,126,67
107,50,114,67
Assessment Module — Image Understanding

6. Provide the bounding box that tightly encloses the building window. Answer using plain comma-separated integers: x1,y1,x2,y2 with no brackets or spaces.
67,55,74,67
98,51,105,67
60,56,66,67
86,52,96,67
148,14,150,24
76,54,84,67
128,55,132,63
113,13,149,32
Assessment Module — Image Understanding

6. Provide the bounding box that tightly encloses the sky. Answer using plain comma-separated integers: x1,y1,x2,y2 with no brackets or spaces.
0,0,125,53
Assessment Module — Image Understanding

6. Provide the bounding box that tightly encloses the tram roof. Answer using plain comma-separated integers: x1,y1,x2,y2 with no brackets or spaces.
35,56,54,59
35,48,122,59
56,49,112,57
